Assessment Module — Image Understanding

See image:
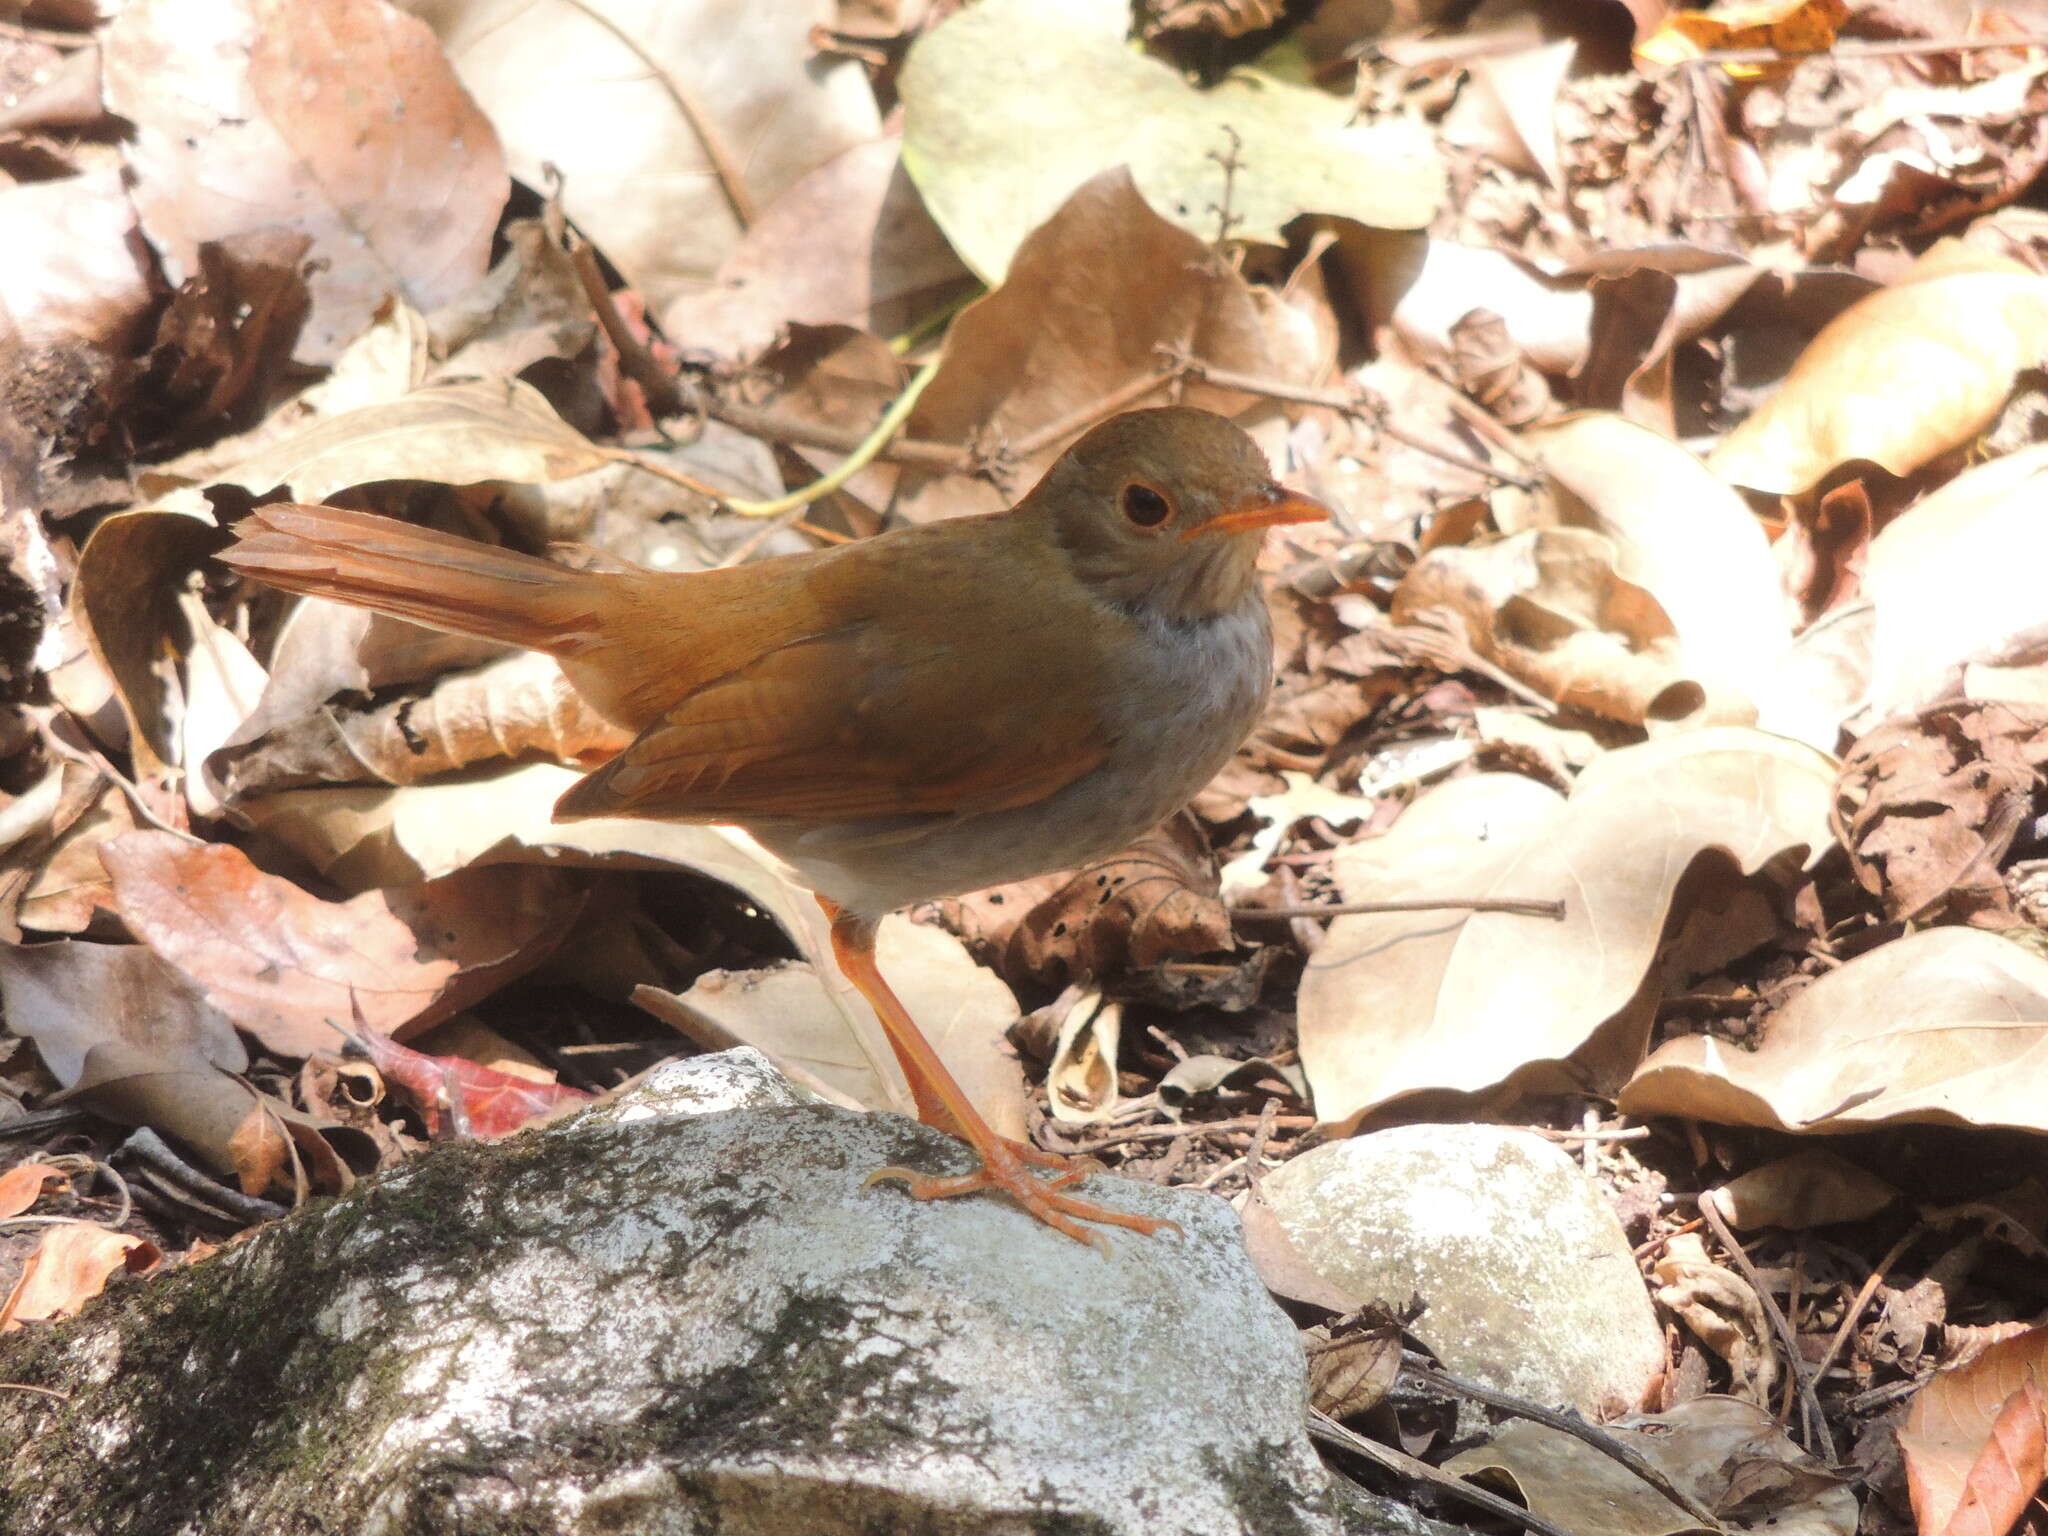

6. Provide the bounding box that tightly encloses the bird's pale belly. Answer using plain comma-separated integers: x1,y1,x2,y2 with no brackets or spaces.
760,599,1273,917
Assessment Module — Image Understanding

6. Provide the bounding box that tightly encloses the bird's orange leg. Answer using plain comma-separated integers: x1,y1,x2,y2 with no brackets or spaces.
821,898,1175,1249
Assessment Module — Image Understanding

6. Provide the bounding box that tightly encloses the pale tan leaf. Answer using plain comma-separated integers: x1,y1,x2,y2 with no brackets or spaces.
1623,927,2048,1134
1301,731,1835,1128
0,1225,158,1331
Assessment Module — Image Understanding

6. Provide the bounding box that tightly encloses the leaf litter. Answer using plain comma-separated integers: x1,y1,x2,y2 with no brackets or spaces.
5,0,2048,1528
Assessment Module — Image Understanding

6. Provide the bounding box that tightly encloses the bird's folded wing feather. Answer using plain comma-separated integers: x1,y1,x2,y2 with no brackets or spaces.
552,606,1115,825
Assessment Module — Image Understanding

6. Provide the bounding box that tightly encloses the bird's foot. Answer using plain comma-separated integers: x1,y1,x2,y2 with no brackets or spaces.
865,1140,1178,1254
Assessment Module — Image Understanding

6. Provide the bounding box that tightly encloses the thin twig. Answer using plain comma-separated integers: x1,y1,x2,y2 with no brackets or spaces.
546,181,688,420
37,716,204,847
1698,1189,1837,1463
1809,1221,1932,1396
717,358,942,518
1011,368,1181,459
704,397,970,472
1401,1353,1726,1530
1308,1409,1580,1536
1233,896,1566,922
555,0,755,228
1172,353,1541,488
1531,1124,1651,1145
0,1382,68,1401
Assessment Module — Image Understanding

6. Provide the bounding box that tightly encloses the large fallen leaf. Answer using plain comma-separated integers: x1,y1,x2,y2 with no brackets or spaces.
1707,253,2048,494
1858,443,2048,721
1300,730,1835,1128
1901,1327,2048,1536
101,831,576,1056
410,0,878,310
899,169,1281,519
1447,1395,1855,1536
1622,927,2048,1134
646,914,1027,1136
1512,413,1792,708
168,379,614,504
105,0,507,362
899,0,1441,283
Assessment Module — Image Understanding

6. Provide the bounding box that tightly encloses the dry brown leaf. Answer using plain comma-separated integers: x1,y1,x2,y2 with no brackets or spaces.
1707,255,2048,494
1901,1328,2048,1536
0,1224,159,1331
212,648,631,801
414,0,879,311
662,137,973,362
898,167,1281,519
1716,1150,1899,1231
933,815,1231,988
1622,927,2048,1134
1447,1395,1854,1536
16,773,133,935
0,937,344,1196
104,0,507,363
1300,730,1835,1128
169,379,614,506
1832,701,2048,926
101,831,577,1056
1391,527,1715,727
1511,412,1792,710
1858,443,2048,723
69,502,220,783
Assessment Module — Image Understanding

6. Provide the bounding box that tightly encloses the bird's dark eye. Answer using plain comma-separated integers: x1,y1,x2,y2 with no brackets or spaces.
1121,483,1172,528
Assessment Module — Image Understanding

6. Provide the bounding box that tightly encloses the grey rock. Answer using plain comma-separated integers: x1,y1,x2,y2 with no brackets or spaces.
593,1044,811,1122
0,1080,1386,1535
1260,1124,1664,1419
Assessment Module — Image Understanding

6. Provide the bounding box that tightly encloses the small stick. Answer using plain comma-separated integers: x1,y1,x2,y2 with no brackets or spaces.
1172,353,1541,489
704,398,971,473
1698,1189,1837,1462
549,188,687,421
717,359,942,518
1401,1353,1726,1530
1808,1221,1932,1397
1233,896,1565,922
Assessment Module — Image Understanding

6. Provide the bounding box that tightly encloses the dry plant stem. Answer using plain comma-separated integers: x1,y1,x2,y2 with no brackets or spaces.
554,0,755,228
705,398,970,472
1307,1408,1579,1536
721,358,943,518
1174,355,1540,489
1533,1125,1650,1144
1809,1221,1934,1395
1233,897,1565,922
1400,1353,1726,1531
1698,1189,1837,1463
1010,368,1182,459
1634,1216,1705,1261
0,1382,68,1402
557,213,688,420
37,715,204,847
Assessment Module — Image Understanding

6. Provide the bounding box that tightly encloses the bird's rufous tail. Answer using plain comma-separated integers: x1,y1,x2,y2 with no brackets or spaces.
221,502,610,656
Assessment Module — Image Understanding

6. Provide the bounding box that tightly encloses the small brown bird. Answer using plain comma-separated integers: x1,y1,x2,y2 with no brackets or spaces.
224,406,1326,1245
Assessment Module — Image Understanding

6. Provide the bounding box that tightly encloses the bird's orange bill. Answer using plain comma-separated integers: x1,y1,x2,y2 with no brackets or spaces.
1183,485,1331,540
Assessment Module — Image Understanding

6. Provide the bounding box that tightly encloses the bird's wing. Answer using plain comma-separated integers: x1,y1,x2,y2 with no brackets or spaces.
551,587,1118,826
